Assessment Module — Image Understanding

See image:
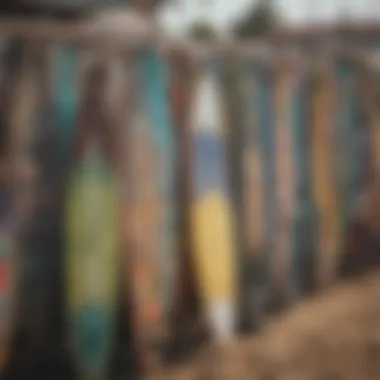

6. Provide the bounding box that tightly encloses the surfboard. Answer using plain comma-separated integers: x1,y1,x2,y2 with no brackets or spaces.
356,65,380,233
121,49,177,372
351,70,372,220
189,64,236,343
138,48,177,323
19,42,67,350
5,42,51,360
333,60,371,249
123,54,165,371
254,65,276,311
348,74,371,222
65,62,119,380
167,51,198,341
310,67,342,287
334,60,357,235
53,45,80,161
237,63,267,329
273,63,296,302
0,41,28,369
357,66,380,183
290,71,317,296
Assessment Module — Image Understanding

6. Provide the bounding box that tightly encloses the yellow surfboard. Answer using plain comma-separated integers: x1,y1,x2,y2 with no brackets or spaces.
190,67,237,343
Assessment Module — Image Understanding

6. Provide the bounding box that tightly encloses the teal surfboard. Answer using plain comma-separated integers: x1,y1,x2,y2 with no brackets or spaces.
65,63,119,380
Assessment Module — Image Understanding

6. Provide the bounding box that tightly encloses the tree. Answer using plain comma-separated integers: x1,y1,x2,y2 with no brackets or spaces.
233,0,278,39
187,20,219,41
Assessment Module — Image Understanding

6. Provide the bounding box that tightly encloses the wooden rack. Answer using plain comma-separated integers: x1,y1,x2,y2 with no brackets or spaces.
0,17,378,66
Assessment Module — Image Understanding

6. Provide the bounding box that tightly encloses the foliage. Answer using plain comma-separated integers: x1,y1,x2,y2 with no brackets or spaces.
187,20,219,41
233,0,278,39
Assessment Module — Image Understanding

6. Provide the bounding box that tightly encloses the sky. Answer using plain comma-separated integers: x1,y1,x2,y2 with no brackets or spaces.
157,0,380,35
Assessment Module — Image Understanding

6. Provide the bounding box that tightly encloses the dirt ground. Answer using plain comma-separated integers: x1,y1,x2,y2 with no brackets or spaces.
155,271,380,380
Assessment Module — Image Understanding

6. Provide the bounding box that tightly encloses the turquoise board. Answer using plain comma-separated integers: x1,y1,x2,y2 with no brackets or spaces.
290,74,317,297
138,49,177,318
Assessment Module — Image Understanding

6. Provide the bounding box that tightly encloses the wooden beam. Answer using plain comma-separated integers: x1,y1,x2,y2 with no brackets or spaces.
0,17,377,67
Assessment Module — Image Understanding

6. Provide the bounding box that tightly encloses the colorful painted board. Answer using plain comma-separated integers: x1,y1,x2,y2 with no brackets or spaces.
122,49,177,371
124,54,165,371
290,72,317,296
310,68,342,286
238,64,267,329
273,64,295,301
357,67,380,183
20,43,65,347
190,65,236,342
357,67,380,234
0,41,29,368
334,61,372,239
65,63,119,380
334,61,357,234
254,65,276,309
7,42,55,353
168,52,198,338
348,76,371,222
138,49,177,321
